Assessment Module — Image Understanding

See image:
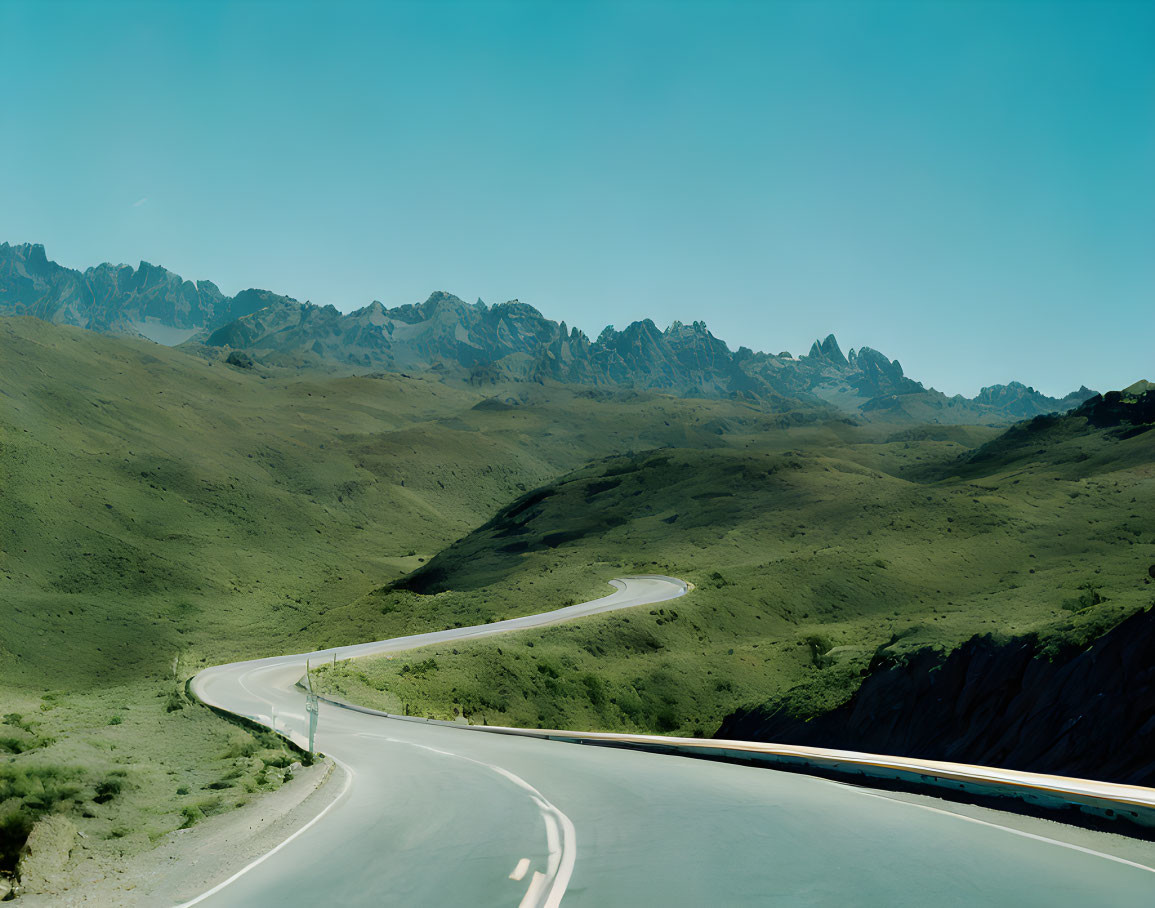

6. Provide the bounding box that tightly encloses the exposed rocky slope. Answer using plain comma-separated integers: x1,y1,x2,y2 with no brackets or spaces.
311,382,1153,740
717,605,1155,786
719,389,1155,784
956,385,1155,477
1,241,1095,422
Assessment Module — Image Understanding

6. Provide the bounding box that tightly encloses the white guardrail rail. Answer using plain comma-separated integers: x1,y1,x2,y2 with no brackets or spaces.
310,688,1155,834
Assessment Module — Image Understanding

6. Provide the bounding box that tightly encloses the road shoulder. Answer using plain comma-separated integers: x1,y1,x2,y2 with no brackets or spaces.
846,785,1155,869
18,758,345,907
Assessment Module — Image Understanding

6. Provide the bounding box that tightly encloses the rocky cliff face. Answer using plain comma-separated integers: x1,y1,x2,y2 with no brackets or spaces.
717,605,1155,786
0,241,1097,422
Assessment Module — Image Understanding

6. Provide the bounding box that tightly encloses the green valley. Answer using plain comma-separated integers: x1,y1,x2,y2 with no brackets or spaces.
1,315,1150,890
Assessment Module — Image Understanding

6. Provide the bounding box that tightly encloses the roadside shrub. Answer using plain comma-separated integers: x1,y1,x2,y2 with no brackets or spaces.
0,736,31,755
580,673,606,707
804,634,835,668
2,714,31,731
197,797,226,817
93,774,125,804
1062,582,1108,612
223,735,259,759
654,708,680,732
0,765,85,872
401,659,439,676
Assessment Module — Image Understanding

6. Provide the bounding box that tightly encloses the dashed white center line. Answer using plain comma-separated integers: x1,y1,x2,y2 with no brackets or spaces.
509,858,531,881
518,871,548,908
353,731,578,907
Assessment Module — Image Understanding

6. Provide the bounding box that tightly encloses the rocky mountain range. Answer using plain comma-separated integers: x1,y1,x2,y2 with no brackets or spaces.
0,241,1095,423
0,242,286,341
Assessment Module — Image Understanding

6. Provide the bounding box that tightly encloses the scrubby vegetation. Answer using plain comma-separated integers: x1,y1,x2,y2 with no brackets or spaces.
0,317,846,880
3,315,1149,890
0,680,306,886
315,394,1155,735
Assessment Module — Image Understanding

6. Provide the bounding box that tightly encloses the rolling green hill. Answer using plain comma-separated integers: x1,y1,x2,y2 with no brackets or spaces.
0,317,837,877
313,394,1154,736
1,317,837,688
1,314,1146,890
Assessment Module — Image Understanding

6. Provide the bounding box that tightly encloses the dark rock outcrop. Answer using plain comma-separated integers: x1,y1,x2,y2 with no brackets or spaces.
959,387,1155,475
717,607,1155,786
225,350,254,369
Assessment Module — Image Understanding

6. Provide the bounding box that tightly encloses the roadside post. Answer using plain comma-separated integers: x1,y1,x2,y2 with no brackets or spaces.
306,689,319,753
305,658,319,753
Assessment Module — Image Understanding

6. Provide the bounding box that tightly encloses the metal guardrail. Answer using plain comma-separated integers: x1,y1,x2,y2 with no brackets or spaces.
313,689,1155,836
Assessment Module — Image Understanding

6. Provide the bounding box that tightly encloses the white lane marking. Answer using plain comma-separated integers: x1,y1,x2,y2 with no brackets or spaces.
182,578,681,905
510,857,531,881
173,756,355,908
519,871,548,908
542,806,577,908
541,807,561,878
534,798,565,882
541,809,560,855
358,733,578,908
840,785,1155,875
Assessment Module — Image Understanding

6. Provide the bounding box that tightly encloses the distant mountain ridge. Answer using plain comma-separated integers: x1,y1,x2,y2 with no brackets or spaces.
201,292,1095,423
0,241,1095,423
0,241,289,337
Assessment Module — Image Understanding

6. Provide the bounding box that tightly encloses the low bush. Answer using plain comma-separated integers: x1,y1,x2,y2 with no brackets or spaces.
0,765,85,873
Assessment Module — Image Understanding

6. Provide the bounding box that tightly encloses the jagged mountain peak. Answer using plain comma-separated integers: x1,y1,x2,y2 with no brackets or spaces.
665,318,713,335
492,299,544,318
807,333,848,365
422,290,470,310
0,241,269,334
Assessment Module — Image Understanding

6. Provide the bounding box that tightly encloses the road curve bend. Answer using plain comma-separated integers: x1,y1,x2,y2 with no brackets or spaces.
185,577,1155,907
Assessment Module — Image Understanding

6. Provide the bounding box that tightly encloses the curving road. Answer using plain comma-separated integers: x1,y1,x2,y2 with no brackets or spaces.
186,577,1155,907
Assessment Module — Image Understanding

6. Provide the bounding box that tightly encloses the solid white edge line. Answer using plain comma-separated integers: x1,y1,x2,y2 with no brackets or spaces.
184,572,1150,896
541,809,561,877
842,786,1155,875
510,857,532,881
178,577,679,906
172,755,354,908
543,806,577,908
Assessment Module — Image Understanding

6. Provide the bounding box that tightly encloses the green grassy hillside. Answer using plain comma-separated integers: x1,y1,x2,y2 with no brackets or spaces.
3,315,1144,888
0,317,839,877
313,401,1153,736
1,317,840,688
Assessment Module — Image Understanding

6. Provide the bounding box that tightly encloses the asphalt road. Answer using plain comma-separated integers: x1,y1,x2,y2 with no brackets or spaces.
186,577,1155,907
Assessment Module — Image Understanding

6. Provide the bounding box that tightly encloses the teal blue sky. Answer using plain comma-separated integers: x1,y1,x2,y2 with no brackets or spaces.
1,0,1151,396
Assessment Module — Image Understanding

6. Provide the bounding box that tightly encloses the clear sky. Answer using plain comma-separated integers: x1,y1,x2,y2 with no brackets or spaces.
1,0,1151,397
